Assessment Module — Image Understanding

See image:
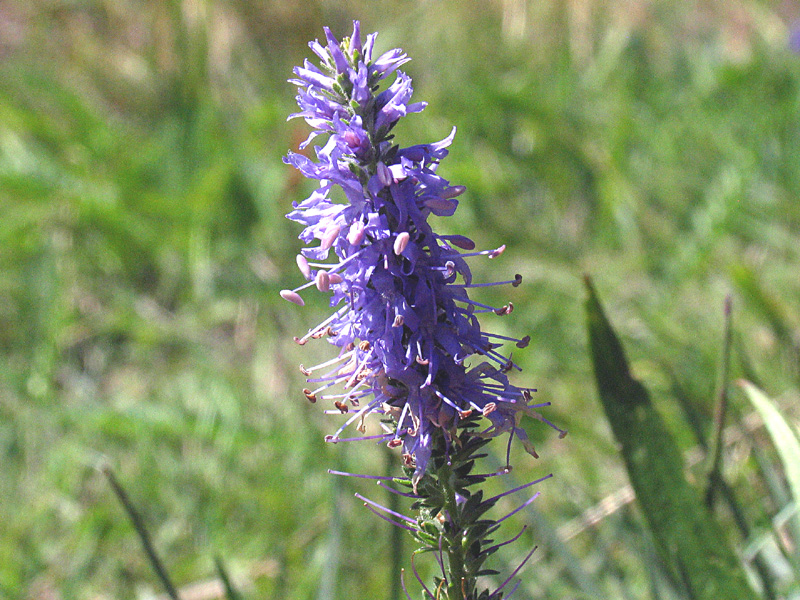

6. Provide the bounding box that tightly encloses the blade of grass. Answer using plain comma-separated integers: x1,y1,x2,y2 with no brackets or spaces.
705,295,733,508
738,380,800,563
585,276,759,600
102,465,181,600
214,556,243,600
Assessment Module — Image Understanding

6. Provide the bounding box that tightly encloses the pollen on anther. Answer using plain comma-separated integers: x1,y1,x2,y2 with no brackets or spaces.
488,244,506,259
303,388,317,403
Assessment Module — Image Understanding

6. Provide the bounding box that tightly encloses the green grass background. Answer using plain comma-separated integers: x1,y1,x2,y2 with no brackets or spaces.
2,1,800,598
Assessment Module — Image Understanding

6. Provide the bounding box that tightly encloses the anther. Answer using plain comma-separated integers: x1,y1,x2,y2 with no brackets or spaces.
316,270,331,292
387,438,402,448
415,356,430,365
513,273,523,287
280,289,305,306
493,302,514,316
394,231,410,255
321,225,341,250
348,221,365,245
296,254,311,278
334,400,349,413
488,244,506,259
392,315,404,327
303,389,317,403
516,335,530,349
293,336,307,345
299,364,312,376
482,402,497,416
359,340,371,351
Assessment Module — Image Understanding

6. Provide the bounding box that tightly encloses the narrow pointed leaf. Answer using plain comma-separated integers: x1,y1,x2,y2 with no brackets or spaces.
585,277,758,600
739,381,800,540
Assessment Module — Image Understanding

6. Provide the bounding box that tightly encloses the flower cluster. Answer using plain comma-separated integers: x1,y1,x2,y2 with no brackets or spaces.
282,22,564,489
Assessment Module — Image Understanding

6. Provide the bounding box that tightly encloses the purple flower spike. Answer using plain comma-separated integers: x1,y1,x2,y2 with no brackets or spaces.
283,21,560,486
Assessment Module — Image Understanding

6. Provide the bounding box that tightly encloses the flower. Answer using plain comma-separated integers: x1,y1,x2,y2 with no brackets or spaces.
282,21,565,487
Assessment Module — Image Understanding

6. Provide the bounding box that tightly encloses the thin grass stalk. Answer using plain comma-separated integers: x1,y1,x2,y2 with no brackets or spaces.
102,465,181,600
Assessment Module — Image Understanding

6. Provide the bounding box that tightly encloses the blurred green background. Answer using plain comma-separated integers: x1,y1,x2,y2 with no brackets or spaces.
3,0,800,598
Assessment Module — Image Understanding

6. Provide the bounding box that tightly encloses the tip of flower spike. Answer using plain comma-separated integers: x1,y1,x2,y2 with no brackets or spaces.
280,289,305,306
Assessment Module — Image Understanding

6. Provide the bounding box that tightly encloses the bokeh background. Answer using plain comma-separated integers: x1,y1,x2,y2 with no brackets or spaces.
3,0,800,598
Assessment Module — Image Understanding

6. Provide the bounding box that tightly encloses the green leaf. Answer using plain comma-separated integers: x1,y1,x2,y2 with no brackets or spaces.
738,381,800,516
584,277,759,600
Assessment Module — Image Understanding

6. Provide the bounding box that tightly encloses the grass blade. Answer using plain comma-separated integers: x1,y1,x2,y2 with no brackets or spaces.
585,276,759,600
214,556,243,600
738,380,800,560
103,465,181,600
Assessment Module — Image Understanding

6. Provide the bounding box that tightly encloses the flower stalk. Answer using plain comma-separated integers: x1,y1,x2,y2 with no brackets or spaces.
283,22,564,599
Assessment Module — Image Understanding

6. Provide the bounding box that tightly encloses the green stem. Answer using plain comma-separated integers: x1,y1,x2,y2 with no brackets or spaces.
438,463,469,600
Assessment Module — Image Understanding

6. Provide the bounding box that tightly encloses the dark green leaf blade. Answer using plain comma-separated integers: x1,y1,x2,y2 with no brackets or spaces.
584,277,758,600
